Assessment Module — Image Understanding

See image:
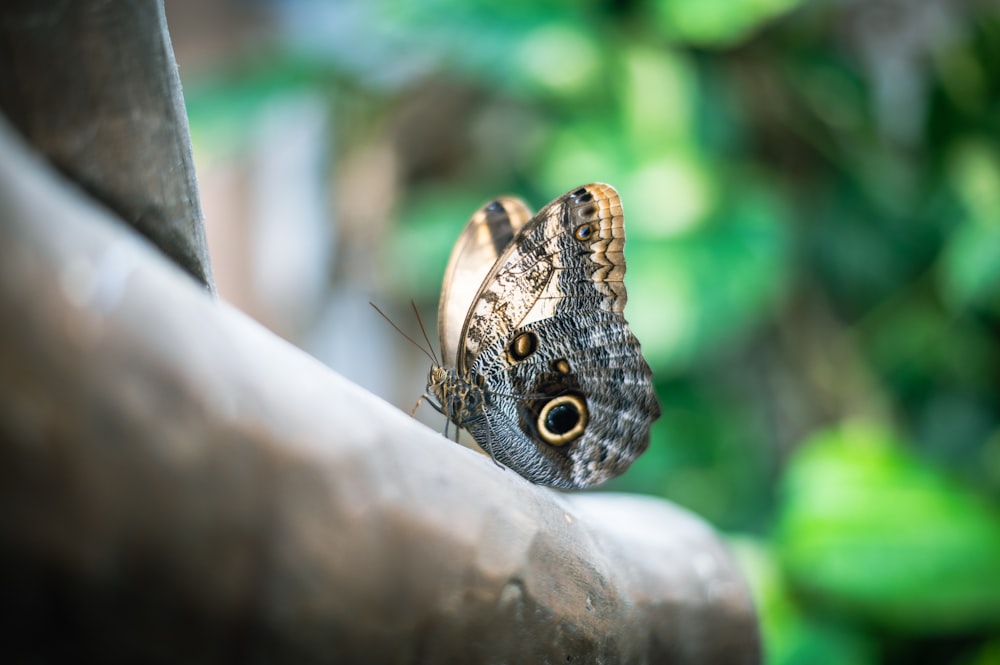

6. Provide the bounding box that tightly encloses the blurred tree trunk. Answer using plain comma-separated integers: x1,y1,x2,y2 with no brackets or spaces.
0,2,760,663
0,0,214,291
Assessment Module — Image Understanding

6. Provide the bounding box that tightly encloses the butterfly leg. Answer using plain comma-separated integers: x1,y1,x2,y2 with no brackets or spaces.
477,408,506,470
409,395,424,417
413,392,446,416
411,393,456,439
410,394,428,417
415,393,457,439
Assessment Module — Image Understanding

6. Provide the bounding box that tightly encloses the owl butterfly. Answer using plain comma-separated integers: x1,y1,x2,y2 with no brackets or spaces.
426,183,660,489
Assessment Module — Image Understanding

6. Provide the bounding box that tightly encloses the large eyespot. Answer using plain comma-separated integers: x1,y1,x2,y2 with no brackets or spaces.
574,223,594,242
537,394,588,446
506,331,538,363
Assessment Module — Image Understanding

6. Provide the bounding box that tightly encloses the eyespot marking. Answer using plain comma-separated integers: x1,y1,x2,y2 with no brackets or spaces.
551,358,571,374
537,394,588,446
507,330,539,363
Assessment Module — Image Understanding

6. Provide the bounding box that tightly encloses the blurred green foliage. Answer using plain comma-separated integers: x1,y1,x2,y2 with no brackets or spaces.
185,0,1000,661
778,422,1000,632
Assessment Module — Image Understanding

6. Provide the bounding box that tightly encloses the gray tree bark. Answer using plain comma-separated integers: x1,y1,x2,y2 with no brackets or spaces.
0,0,214,291
0,2,760,663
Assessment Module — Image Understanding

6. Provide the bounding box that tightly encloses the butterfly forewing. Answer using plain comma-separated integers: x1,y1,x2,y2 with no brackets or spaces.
456,183,628,374
437,197,532,368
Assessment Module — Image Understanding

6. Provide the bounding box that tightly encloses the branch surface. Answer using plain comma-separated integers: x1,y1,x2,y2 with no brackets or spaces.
0,117,759,664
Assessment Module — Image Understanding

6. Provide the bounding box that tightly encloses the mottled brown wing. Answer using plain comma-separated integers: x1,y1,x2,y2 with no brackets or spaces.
454,183,659,488
456,183,627,375
469,306,660,488
437,196,533,368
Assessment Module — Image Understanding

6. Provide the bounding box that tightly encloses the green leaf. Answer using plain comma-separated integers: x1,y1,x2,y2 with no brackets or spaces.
776,422,1000,633
652,0,808,47
940,222,1000,314
939,139,1000,314
626,177,789,371
730,538,878,665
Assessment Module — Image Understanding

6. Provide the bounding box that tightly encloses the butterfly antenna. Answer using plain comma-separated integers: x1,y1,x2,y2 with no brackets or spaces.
410,300,440,365
369,301,438,365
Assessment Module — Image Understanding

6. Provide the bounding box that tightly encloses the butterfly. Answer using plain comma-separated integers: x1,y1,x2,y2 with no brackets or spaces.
424,183,660,489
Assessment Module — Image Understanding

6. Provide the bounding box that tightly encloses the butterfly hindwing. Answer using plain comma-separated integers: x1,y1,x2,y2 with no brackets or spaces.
470,308,659,488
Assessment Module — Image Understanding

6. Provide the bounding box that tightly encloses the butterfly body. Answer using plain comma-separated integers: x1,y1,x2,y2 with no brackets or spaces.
429,184,659,489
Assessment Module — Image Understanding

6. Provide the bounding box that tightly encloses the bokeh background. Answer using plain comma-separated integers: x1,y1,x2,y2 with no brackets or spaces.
166,0,1000,662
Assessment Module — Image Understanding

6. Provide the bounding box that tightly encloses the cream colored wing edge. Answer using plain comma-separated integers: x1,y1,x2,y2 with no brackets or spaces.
437,196,533,368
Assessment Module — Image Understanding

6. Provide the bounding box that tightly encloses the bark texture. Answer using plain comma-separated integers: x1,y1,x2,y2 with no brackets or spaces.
0,0,214,290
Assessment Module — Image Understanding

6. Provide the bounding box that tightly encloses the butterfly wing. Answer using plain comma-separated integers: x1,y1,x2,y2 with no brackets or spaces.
469,308,659,488
456,183,660,488
437,196,533,368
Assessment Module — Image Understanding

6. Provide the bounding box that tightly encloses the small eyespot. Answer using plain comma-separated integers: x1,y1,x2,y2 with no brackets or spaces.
537,394,588,446
574,224,594,242
507,331,538,363
550,358,571,374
